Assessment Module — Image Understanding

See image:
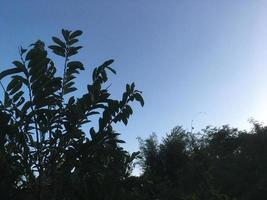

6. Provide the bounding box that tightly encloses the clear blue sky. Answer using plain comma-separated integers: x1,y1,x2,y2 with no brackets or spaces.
1,0,267,154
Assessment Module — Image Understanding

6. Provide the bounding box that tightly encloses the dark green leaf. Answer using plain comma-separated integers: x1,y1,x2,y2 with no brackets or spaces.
103,59,114,66
7,78,19,91
134,93,144,106
69,30,83,39
4,92,11,107
67,46,82,57
0,68,22,80
21,101,31,114
13,91,24,102
64,87,77,94
122,117,128,125
49,45,65,57
62,29,70,42
106,66,116,74
67,61,84,71
116,139,125,144
12,75,28,86
52,36,66,48
12,61,25,70
16,97,25,107
68,39,78,45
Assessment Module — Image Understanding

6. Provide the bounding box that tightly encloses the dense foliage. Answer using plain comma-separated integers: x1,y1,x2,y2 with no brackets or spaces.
0,29,144,200
137,124,267,200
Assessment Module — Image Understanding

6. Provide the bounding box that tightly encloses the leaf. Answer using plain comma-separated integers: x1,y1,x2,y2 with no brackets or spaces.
62,29,70,42
122,117,128,125
101,70,107,82
64,81,75,89
12,75,28,86
90,127,96,139
7,78,19,91
69,30,83,39
12,91,24,102
65,74,76,82
67,61,84,71
131,151,140,158
66,69,79,76
126,84,130,93
88,111,100,116
116,139,125,144
52,36,66,48
49,45,65,57
67,46,82,57
12,61,25,71
103,59,114,66
25,49,35,61
106,66,116,74
134,93,144,106
131,82,135,91
64,87,77,94
16,97,25,107
0,68,22,80
21,101,32,114
67,96,75,106
92,68,97,81
68,39,78,45
4,92,11,107
125,105,133,115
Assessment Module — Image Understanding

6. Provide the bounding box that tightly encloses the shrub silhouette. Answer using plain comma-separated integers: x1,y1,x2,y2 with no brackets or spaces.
0,29,144,200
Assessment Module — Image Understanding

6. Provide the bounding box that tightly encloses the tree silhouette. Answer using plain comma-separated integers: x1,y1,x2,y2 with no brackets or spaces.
138,124,267,200
0,29,144,200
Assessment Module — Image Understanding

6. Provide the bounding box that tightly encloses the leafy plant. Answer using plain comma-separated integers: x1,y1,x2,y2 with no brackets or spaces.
0,29,144,200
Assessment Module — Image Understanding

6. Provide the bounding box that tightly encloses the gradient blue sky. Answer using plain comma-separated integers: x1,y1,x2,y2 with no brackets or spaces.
1,0,267,154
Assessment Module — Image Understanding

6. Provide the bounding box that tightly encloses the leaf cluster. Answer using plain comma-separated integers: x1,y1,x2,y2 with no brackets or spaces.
0,29,144,200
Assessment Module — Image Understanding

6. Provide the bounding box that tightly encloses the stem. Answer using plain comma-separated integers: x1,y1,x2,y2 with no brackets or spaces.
20,53,42,200
61,45,69,99
56,44,69,132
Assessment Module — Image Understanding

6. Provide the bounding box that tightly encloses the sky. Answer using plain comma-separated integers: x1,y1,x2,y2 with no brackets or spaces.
1,0,267,155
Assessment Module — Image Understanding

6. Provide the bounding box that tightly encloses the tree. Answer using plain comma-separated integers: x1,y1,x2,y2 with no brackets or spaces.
138,133,160,178
137,127,193,200
0,29,144,200
137,123,267,200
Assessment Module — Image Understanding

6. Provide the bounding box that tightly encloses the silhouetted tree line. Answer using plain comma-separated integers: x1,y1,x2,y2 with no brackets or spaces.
137,124,267,200
1,30,266,200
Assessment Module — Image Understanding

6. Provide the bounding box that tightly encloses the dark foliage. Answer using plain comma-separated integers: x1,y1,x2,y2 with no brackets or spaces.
0,29,144,200
137,124,267,200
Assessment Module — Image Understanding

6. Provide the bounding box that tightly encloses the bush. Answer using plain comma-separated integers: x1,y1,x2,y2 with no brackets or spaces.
0,29,144,200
